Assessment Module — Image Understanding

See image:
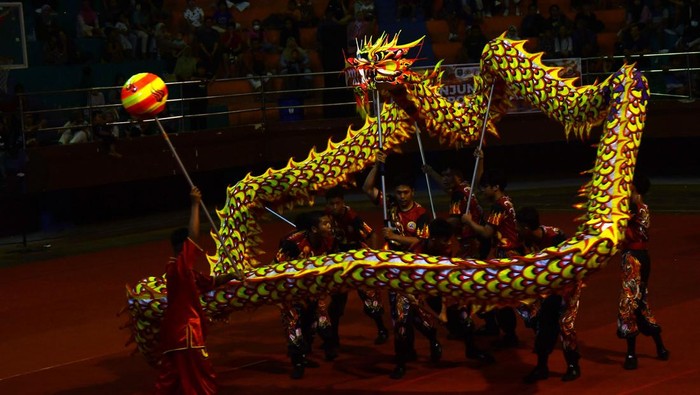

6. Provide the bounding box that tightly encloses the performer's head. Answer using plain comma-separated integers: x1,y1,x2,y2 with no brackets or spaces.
441,166,464,189
516,206,540,241
392,173,416,210
479,168,507,200
632,172,650,196
297,210,333,239
170,227,189,255
325,186,346,216
426,218,453,255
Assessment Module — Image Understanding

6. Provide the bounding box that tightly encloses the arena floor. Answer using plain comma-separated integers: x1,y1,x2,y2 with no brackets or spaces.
1,199,699,394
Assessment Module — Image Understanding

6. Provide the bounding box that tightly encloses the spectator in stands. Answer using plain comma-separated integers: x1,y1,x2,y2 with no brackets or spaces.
197,17,222,76
105,28,127,63
184,0,205,33
116,13,149,59
440,0,476,42
647,0,674,51
221,22,245,77
246,19,276,52
108,74,126,105
174,46,198,82
554,25,574,57
521,3,547,38
77,0,104,37
213,0,234,33
279,16,302,51
59,111,90,145
296,0,319,27
347,11,377,56
34,4,58,42
574,2,605,33
396,0,419,21
354,0,376,21
185,63,213,131
155,21,184,70
104,108,124,140
86,88,106,119
242,37,273,91
538,26,557,58
102,0,130,29
499,0,523,17
573,17,600,57
316,6,353,117
619,22,651,57
43,34,67,64
625,0,651,27
506,24,521,40
546,4,572,32
131,1,156,59
458,24,488,63
92,111,121,157
280,37,313,95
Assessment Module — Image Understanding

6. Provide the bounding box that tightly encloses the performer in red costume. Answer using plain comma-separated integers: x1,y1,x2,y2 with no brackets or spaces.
324,187,390,350
461,168,524,348
363,151,442,380
515,206,581,383
155,186,235,395
617,174,669,370
275,210,338,379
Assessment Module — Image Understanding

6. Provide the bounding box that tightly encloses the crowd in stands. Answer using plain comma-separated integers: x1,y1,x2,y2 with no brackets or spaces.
2,0,698,161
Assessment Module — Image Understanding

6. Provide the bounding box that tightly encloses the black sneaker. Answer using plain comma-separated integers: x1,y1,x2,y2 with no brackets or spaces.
561,364,581,381
389,365,406,379
523,366,549,383
492,335,519,349
430,341,443,363
290,364,305,379
473,326,499,336
466,349,496,364
623,355,638,370
374,329,389,345
324,347,338,361
657,348,670,361
304,358,320,368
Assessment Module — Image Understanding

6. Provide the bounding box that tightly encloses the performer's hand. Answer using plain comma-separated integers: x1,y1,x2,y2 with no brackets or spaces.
191,187,202,206
439,310,448,324
474,148,484,159
461,212,472,224
375,151,387,165
421,164,432,174
382,227,395,240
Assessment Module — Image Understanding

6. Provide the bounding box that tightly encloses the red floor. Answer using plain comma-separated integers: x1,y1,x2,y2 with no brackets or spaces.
1,211,699,394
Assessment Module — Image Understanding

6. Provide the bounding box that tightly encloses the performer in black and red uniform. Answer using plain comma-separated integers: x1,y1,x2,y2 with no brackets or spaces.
422,149,486,260
363,151,442,379
410,217,494,365
324,187,390,351
155,187,236,395
516,206,581,383
461,168,524,348
616,174,669,370
274,210,338,379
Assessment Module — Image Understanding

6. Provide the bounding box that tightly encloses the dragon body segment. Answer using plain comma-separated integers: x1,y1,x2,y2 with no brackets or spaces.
126,34,647,366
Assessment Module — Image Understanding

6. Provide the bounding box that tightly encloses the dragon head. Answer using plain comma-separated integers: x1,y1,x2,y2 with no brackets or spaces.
345,32,425,111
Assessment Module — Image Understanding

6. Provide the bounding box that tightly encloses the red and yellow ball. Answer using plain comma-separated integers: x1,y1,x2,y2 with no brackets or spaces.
121,73,168,117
